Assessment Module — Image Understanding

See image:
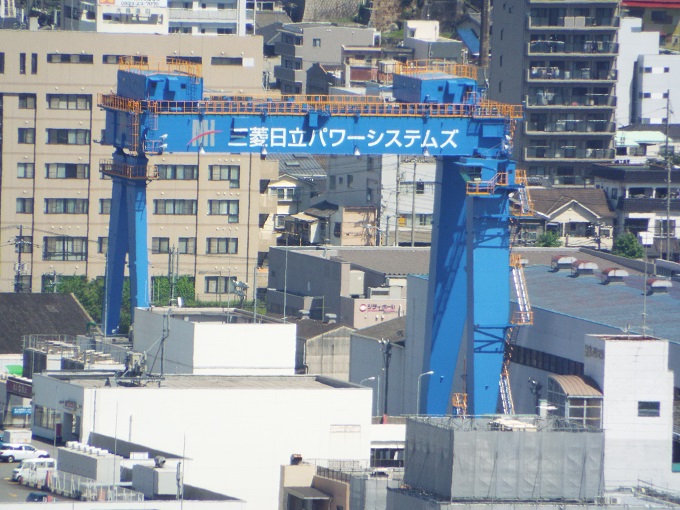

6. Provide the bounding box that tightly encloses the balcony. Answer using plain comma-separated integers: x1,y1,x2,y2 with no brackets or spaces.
527,67,617,82
273,66,304,84
528,15,619,29
617,198,680,213
527,41,618,56
524,147,615,161
274,41,298,58
524,120,615,135
526,93,616,108
168,7,253,22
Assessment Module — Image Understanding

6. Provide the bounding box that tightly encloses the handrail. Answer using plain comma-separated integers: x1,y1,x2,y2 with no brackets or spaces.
466,172,509,195
118,56,202,78
98,93,523,119
100,159,158,180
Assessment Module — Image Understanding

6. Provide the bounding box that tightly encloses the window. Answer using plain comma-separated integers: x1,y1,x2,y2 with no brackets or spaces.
20,52,26,74
43,236,87,261
97,237,108,254
209,165,240,187
212,56,242,64
102,55,147,65
47,94,92,110
313,38,321,47
416,181,425,194
273,187,297,201
206,237,238,254
46,129,90,145
651,10,672,23
16,198,34,214
638,401,660,417
17,163,34,179
44,198,89,214
167,55,202,64
178,237,196,254
152,237,170,254
157,164,197,180
47,53,94,64
18,128,35,144
347,174,354,188
205,275,237,294
19,94,35,109
100,199,111,215
31,53,37,74
208,200,239,222
274,214,286,229
329,175,336,190
46,163,89,179
0,52,4,74
154,199,197,215
15,236,33,253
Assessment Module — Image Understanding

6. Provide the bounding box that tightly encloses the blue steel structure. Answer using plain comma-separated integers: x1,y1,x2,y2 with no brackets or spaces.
98,59,524,414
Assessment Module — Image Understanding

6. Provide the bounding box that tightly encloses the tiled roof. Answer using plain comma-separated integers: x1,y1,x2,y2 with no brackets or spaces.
292,319,353,339
529,188,615,219
0,293,96,354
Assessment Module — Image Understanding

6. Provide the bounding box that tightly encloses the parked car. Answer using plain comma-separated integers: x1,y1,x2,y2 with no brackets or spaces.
0,444,49,463
12,457,56,483
26,492,58,502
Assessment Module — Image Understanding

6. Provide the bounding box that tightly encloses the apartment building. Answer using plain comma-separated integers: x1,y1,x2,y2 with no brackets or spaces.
274,22,380,94
0,31,278,301
489,0,619,185
60,0,254,36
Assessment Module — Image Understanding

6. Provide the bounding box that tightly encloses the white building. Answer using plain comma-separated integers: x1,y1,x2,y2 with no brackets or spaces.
32,372,372,508
634,53,680,125
132,308,297,375
61,0,253,35
584,334,675,489
616,17,680,126
616,17,659,127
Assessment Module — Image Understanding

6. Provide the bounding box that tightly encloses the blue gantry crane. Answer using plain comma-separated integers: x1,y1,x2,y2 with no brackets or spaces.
99,58,527,415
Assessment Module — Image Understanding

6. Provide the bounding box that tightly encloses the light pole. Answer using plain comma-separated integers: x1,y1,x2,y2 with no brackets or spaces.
360,376,376,386
416,370,434,415
359,376,378,416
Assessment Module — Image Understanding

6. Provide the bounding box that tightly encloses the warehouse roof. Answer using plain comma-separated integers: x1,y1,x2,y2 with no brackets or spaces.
518,263,680,342
355,316,407,344
329,247,430,276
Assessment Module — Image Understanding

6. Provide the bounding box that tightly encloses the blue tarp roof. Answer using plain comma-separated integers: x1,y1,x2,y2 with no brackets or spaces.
457,27,480,56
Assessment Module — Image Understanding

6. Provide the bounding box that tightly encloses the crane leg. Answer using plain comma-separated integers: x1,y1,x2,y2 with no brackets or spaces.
424,157,512,415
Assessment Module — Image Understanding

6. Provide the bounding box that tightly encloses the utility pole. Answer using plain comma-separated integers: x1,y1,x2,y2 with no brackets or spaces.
665,91,672,261
411,160,417,247
395,157,400,246
14,225,30,293
480,0,490,69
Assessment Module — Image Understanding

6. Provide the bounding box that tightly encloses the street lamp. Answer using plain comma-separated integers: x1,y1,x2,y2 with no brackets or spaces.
416,370,434,415
359,376,379,416
360,376,376,386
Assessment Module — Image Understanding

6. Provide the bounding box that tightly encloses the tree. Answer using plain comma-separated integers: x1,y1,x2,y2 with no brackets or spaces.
536,231,562,247
612,232,644,259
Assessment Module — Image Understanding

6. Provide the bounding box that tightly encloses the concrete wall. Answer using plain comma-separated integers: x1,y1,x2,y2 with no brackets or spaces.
133,310,296,374
305,328,353,380
635,54,680,124
585,335,677,490
403,275,430,415
37,377,372,509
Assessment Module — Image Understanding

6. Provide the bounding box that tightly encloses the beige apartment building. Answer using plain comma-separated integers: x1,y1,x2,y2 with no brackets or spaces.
0,30,278,301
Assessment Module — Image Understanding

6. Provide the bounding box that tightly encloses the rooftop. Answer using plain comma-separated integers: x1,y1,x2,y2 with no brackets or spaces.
44,373,363,390
0,293,97,355
518,261,680,342
354,316,407,344
528,188,614,219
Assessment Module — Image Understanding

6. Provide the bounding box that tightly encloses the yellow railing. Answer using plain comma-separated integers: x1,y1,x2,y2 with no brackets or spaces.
394,60,480,80
100,160,158,180
118,56,202,78
466,172,509,195
511,310,534,325
98,94,142,113
140,96,523,119
512,169,535,216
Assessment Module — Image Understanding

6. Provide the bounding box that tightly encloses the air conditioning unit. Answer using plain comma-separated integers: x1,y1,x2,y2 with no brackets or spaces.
607,497,622,505
368,287,390,298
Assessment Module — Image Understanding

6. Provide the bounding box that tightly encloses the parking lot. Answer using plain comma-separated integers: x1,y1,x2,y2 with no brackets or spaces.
0,438,67,504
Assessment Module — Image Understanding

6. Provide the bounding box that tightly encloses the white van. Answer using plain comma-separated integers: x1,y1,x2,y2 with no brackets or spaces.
12,458,56,484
